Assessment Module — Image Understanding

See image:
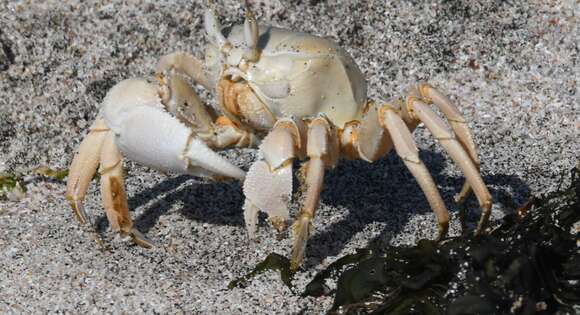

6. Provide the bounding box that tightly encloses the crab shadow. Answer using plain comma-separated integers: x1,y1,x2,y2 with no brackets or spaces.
136,178,245,232
303,150,531,268
96,150,530,269
94,175,246,234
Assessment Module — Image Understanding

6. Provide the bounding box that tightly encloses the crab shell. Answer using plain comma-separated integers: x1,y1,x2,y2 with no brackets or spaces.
204,25,368,129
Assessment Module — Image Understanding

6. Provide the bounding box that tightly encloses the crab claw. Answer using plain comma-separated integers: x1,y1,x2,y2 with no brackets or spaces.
242,119,303,238
243,160,293,237
112,105,245,181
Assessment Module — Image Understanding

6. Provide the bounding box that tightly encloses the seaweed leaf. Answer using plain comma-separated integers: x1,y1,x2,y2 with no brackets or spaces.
0,172,26,201
33,166,68,181
332,256,389,310
0,166,69,201
228,253,295,291
303,248,373,298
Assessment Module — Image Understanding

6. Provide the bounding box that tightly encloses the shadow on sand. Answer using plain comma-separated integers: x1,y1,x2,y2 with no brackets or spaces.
94,150,530,267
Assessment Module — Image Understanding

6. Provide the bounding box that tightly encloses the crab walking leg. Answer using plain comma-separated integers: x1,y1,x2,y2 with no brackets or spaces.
243,119,304,238
410,100,492,233
381,107,450,239
66,118,108,225
291,118,332,270
416,83,481,203
454,177,474,205
156,53,211,89
355,101,394,162
99,132,154,248
417,83,480,166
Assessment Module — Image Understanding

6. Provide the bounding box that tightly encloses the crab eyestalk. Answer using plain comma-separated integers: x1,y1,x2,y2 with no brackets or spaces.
242,0,260,62
204,1,231,53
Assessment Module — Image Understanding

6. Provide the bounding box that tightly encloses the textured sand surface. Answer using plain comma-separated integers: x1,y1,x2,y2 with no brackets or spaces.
0,0,578,313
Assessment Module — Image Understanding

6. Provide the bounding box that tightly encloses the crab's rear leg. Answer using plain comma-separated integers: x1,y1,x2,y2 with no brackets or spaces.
343,102,451,240
380,106,450,238
406,98,492,233
414,84,481,204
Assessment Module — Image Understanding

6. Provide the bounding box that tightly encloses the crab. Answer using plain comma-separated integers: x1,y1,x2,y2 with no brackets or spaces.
66,1,492,269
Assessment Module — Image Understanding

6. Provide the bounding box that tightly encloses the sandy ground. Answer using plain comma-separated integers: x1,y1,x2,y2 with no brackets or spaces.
0,0,578,313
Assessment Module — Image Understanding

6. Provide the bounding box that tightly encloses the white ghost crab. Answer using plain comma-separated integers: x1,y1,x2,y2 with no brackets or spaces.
66,1,492,269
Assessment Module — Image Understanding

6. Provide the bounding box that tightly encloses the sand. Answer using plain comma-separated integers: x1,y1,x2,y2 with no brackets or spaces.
0,0,578,313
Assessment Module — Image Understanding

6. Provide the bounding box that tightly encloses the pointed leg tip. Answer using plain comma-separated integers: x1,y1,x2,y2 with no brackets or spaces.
453,194,465,204
474,218,489,236
474,203,492,235
474,222,488,236
290,243,305,271
130,228,156,248
290,259,302,272
69,199,91,226
246,227,258,242
290,217,312,271
454,183,473,205
436,222,449,241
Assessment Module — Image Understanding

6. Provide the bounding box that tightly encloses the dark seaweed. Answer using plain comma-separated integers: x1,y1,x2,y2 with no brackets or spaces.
306,167,580,314
233,167,579,314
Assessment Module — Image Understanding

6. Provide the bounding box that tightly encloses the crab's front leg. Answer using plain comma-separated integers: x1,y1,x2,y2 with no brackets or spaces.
154,4,230,92
66,78,246,247
291,117,338,269
243,116,338,270
66,112,157,247
156,52,212,90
